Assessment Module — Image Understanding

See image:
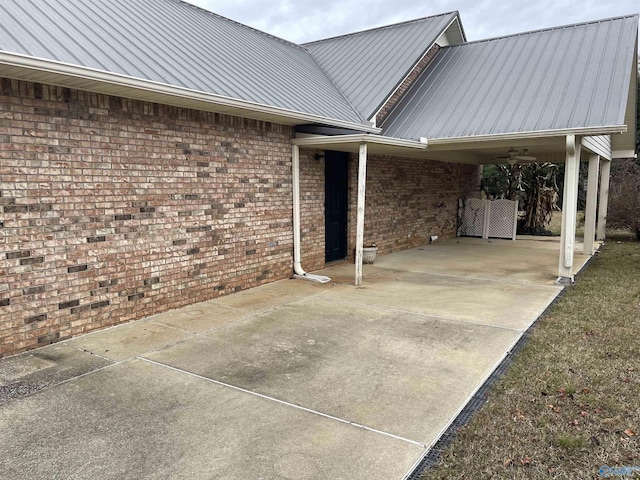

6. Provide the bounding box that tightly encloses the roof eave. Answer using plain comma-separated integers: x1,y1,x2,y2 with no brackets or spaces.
293,133,428,149
425,125,627,147
0,51,381,134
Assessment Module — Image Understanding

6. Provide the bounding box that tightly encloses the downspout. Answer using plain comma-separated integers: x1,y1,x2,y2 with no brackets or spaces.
292,144,331,283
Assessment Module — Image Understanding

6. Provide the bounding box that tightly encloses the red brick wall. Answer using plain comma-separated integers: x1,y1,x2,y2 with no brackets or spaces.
0,79,295,357
298,149,325,272
298,150,479,266
347,154,480,258
376,44,441,124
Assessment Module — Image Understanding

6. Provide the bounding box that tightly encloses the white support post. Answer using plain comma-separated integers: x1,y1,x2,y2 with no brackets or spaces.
557,135,581,284
583,153,600,254
596,159,611,241
512,200,519,241
482,200,490,240
354,142,368,286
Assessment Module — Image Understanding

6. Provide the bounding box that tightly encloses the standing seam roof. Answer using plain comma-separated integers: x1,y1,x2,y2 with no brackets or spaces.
304,13,458,120
382,15,639,140
0,0,364,124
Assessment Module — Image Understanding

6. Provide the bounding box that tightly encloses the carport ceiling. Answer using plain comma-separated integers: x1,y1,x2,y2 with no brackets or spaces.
294,133,601,165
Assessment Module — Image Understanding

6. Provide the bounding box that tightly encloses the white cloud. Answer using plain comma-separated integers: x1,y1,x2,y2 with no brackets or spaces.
189,0,638,44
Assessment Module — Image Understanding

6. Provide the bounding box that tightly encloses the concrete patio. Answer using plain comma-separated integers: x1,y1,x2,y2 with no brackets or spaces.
0,237,594,480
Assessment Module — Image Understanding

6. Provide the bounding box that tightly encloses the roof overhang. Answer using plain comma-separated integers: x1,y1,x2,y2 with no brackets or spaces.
293,134,428,156
422,126,629,163
293,126,631,165
0,51,381,134
426,125,627,148
612,41,638,157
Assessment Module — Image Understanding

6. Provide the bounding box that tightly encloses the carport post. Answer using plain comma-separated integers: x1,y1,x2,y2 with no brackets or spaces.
596,159,611,241
583,153,600,255
355,142,368,286
557,135,581,284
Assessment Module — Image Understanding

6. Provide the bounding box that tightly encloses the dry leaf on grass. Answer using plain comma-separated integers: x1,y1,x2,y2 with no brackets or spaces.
520,456,532,466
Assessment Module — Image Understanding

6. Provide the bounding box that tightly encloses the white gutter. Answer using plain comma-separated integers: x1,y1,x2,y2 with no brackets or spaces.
0,51,381,134
291,145,330,284
427,125,627,146
292,133,428,149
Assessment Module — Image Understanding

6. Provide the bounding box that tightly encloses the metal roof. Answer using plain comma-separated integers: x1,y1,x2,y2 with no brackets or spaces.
0,0,364,124
382,15,639,140
304,13,459,120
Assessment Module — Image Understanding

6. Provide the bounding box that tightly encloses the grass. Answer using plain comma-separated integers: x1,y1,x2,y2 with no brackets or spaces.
547,210,585,237
546,211,635,240
420,236,640,479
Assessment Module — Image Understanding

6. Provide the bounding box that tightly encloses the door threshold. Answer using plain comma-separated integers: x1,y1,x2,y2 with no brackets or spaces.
324,258,350,267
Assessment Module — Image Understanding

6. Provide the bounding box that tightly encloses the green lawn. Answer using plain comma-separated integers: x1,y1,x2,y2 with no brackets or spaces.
421,237,640,479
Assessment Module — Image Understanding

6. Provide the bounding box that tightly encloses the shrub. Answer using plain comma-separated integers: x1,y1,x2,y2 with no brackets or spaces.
607,159,640,240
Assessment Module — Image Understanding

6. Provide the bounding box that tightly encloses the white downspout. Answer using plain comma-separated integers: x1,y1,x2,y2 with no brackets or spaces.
292,144,330,283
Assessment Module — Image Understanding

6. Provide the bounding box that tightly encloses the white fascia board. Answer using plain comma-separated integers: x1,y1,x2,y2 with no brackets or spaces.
612,150,637,159
292,134,427,149
427,125,627,146
0,51,381,134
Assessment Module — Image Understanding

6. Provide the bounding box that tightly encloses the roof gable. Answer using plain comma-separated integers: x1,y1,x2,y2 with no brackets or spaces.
0,0,364,124
304,12,461,120
382,15,639,140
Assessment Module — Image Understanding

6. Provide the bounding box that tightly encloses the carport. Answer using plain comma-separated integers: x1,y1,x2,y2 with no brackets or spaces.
292,130,622,286
290,14,637,288
0,236,591,480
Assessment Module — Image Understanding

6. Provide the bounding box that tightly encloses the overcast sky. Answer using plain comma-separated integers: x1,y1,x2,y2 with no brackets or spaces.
188,0,638,44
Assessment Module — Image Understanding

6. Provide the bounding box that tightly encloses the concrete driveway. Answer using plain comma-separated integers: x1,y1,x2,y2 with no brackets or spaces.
0,237,593,479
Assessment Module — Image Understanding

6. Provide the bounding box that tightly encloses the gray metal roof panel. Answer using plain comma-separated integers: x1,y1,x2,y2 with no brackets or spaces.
383,15,639,140
304,13,458,119
0,0,364,123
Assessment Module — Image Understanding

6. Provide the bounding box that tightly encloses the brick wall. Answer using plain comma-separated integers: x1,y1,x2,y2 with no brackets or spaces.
0,79,295,357
376,44,441,124
298,149,325,272
0,78,481,357
347,154,480,258
297,150,479,266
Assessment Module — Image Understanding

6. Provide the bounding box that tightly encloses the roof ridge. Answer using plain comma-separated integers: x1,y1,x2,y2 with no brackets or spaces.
302,11,458,46
176,0,306,51
454,13,639,47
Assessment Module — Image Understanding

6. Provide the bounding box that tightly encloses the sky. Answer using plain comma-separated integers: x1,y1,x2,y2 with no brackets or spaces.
188,0,638,44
